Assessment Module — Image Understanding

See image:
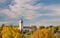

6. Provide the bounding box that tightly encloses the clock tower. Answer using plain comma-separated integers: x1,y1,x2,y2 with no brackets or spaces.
19,19,23,31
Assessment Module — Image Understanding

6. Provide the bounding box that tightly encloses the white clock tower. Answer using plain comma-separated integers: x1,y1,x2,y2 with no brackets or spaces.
19,19,23,31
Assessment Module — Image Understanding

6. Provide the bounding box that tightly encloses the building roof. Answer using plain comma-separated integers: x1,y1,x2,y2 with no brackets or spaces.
23,26,32,29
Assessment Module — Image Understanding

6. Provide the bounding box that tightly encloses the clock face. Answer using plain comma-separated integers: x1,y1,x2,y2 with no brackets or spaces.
19,20,21,22
19,20,23,23
19,19,23,23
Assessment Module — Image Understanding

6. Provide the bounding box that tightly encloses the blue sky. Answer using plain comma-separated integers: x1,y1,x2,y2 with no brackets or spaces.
0,0,60,26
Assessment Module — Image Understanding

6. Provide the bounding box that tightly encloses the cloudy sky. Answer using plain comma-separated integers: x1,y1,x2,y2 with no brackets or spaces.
0,0,60,26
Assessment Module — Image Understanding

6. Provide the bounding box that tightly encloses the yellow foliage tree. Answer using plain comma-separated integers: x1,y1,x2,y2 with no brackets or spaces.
1,25,21,38
30,28,53,38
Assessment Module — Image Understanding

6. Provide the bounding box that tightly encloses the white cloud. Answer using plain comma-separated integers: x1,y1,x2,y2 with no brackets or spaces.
0,0,43,20
0,0,60,26
44,5,60,16
32,21,46,28
41,19,60,23
31,18,60,27
1,9,17,18
0,22,8,25
0,0,7,3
